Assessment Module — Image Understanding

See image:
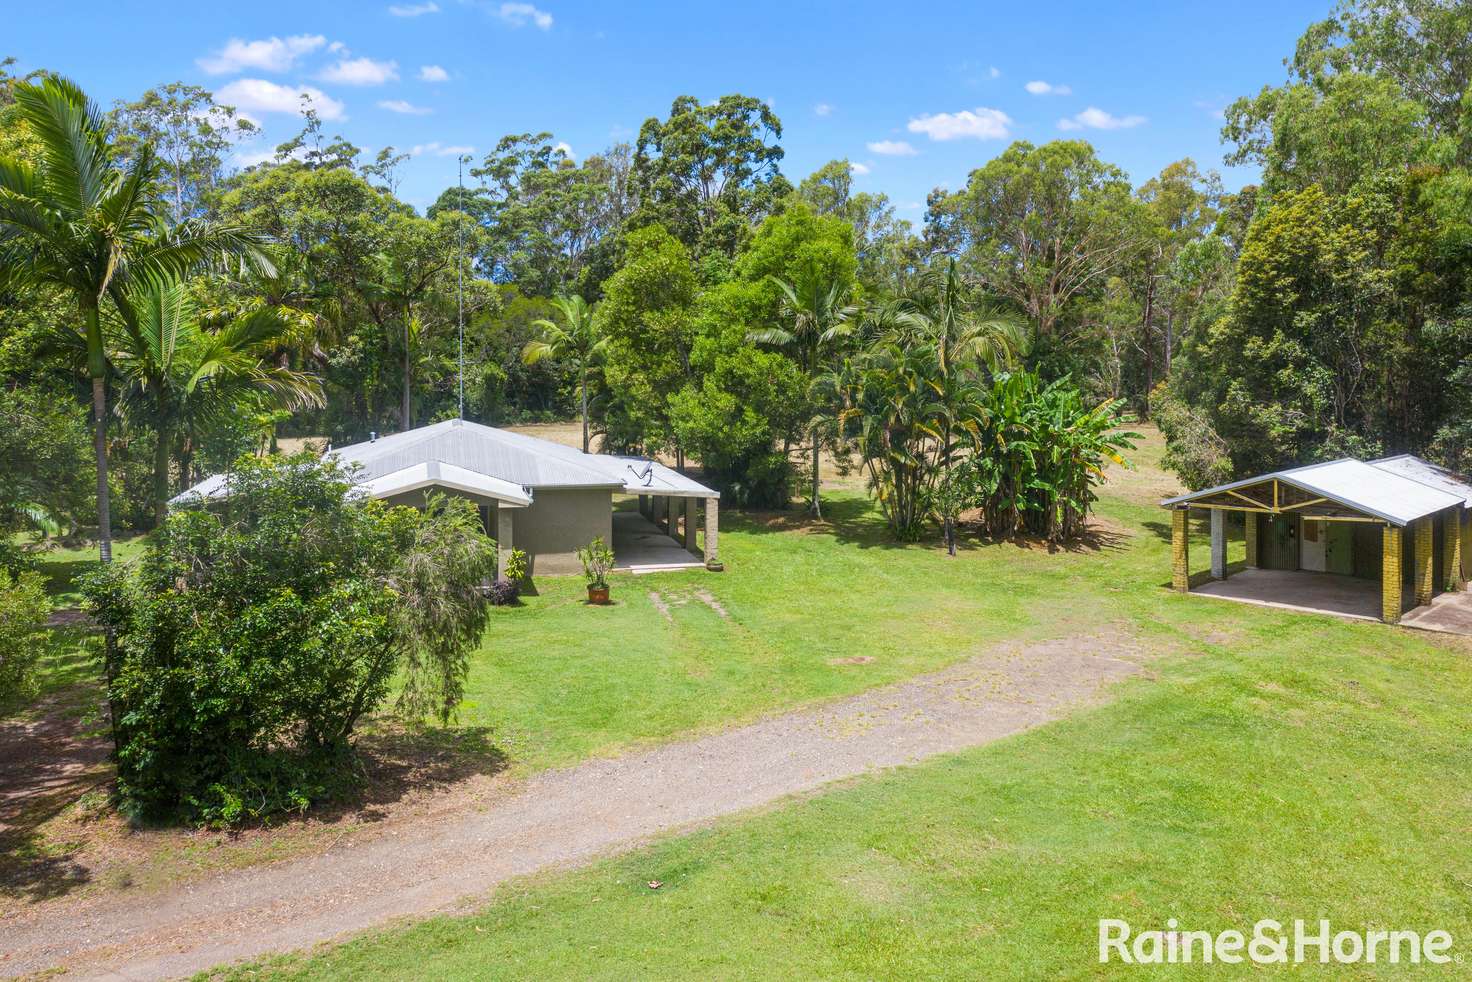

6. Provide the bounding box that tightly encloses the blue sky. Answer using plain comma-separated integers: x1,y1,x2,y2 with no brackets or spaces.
9,1,1330,218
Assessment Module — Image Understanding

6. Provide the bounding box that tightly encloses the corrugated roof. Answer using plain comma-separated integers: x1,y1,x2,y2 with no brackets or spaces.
358,461,534,506
1161,457,1463,525
330,419,623,490
174,419,720,506
1370,454,1472,507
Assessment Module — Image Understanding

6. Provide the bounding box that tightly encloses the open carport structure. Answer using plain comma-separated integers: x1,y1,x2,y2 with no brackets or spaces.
1161,456,1472,625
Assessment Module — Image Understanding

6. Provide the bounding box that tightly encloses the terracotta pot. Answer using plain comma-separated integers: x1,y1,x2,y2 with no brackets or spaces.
587,584,610,605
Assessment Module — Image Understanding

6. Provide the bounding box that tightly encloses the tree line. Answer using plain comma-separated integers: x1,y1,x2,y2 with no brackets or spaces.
4,0,1468,562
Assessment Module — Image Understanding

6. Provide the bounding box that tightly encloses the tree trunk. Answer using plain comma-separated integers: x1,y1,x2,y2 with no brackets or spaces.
92,376,113,563
580,369,590,453
809,428,822,518
401,321,413,431
151,423,172,529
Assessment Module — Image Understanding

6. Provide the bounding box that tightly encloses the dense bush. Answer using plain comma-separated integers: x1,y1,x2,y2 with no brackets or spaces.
0,568,49,707
970,372,1138,542
83,454,497,825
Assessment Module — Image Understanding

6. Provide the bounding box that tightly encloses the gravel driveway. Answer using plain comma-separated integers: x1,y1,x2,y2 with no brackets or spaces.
1,635,1141,980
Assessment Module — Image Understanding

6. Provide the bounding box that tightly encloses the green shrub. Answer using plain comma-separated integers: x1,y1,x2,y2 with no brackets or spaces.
0,569,49,706
577,537,616,589
83,454,497,826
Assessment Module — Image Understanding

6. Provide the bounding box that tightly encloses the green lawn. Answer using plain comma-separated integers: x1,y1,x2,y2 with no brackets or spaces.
215,439,1472,978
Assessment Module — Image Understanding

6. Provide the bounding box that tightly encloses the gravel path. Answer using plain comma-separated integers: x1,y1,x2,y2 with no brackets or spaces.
1,636,1141,980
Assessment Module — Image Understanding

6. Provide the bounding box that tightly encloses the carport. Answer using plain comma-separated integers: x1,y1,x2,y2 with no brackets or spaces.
1162,456,1472,626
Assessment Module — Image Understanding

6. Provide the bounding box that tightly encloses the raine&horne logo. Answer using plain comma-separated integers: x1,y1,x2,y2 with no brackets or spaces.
1099,918,1455,966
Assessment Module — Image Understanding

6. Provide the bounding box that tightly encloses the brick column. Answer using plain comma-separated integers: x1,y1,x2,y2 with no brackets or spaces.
703,496,721,570
1445,509,1463,591
1244,513,1259,568
1382,524,1403,623
1414,516,1434,606
1463,509,1472,588
1209,509,1227,580
685,497,699,556
1171,508,1189,592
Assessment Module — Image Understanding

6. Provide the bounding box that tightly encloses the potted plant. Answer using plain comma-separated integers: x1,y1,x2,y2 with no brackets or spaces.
578,536,616,604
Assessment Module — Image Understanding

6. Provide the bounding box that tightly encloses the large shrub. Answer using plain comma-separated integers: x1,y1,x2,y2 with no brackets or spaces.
970,372,1138,542
0,569,49,707
83,454,497,825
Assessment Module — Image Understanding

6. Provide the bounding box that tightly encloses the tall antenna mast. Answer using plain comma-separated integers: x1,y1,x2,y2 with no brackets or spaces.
456,154,466,420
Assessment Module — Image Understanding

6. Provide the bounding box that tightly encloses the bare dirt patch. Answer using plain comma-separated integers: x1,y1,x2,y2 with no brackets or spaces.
0,708,512,924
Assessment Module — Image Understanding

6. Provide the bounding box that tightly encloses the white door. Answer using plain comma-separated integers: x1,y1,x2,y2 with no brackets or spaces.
1300,518,1327,572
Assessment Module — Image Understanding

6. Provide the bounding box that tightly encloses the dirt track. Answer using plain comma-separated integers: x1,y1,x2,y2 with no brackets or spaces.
1,635,1142,980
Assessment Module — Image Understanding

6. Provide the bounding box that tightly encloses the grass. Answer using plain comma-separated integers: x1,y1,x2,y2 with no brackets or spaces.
212,434,1472,979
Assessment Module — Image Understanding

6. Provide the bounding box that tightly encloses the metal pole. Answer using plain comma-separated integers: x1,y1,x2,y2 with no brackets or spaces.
457,155,466,420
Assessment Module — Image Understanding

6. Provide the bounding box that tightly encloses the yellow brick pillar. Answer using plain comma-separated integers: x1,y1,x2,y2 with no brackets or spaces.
1244,512,1259,568
1382,524,1403,624
1445,509,1464,592
1414,516,1434,606
1171,508,1190,592
1463,509,1472,588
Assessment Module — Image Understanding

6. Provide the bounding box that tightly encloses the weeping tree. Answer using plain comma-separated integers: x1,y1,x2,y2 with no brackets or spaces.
0,75,271,561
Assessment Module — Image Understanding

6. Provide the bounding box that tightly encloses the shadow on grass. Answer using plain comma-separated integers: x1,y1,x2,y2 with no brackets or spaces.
0,636,110,904
732,496,1131,556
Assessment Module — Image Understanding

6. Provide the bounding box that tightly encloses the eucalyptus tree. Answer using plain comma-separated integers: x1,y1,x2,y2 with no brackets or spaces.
523,294,607,452
107,278,323,524
0,75,270,560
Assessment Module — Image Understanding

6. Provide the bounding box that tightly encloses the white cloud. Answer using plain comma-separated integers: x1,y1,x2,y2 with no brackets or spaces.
989,66,1001,79
319,57,399,86
410,141,476,157
849,161,871,175
389,1,439,14
497,2,553,29
197,34,327,75
867,139,918,156
814,103,833,117
234,145,310,168
554,140,574,160
419,64,450,82
379,99,433,115
1194,99,1226,120
907,107,1012,141
1058,106,1147,131
1024,80,1072,96
216,79,347,121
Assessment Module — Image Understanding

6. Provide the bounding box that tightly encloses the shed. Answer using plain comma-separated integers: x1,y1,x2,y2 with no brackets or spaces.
1160,456,1472,624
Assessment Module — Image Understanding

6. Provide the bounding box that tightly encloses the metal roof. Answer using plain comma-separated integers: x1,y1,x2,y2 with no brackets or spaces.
1160,457,1464,526
1369,454,1472,507
173,419,720,506
357,460,533,506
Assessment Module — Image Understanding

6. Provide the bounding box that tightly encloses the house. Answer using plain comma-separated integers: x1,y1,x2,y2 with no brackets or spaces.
1161,455,1472,627
174,419,721,576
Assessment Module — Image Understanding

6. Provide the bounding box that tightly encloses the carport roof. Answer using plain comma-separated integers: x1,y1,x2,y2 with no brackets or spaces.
1160,457,1465,526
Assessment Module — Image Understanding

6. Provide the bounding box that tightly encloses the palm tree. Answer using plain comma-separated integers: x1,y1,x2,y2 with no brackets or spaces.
108,278,324,525
901,257,1028,381
0,75,270,560
523,295,607,453
750,274,854,518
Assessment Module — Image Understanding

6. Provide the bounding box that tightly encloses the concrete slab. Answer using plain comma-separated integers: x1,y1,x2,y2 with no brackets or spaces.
1191,568,1394,622
611,510,703,574
1400,589,1472,635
